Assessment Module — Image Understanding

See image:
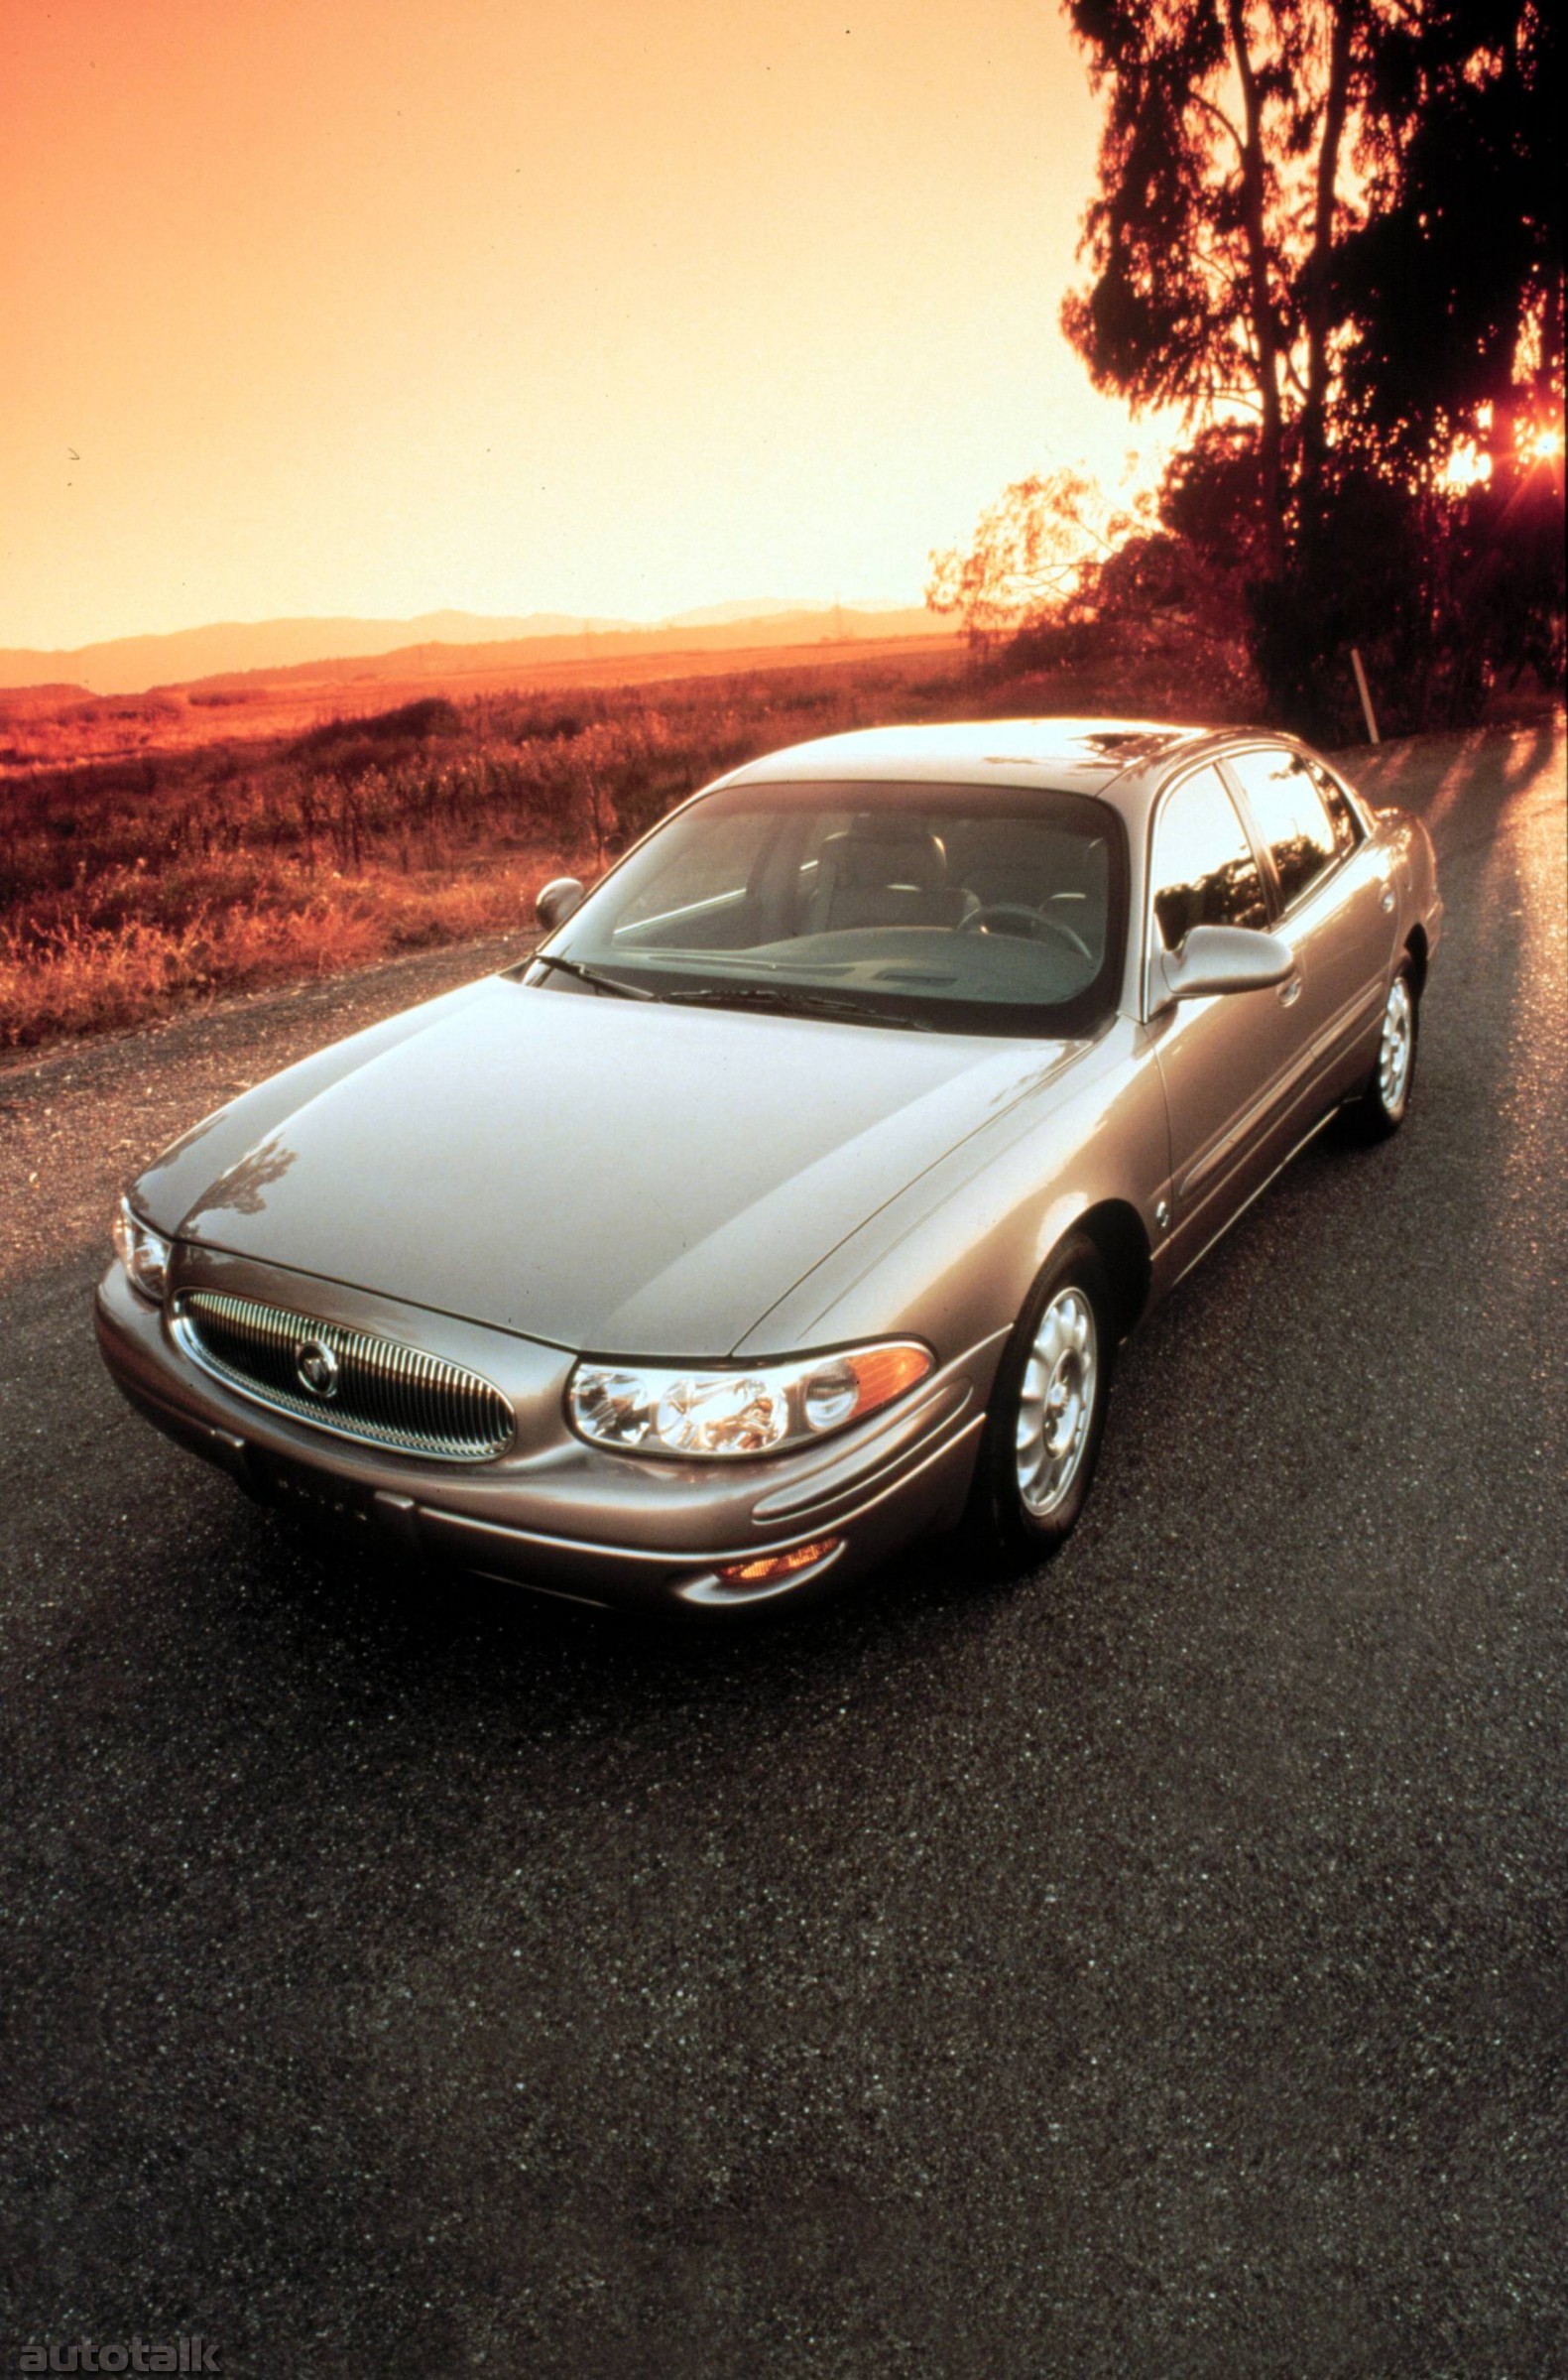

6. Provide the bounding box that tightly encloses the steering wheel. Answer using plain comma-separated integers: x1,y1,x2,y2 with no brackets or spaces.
957,903,1095,965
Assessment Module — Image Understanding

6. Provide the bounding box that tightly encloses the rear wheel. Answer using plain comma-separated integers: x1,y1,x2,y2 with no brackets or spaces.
962,1233,1114,1578
1346,959,1419,1140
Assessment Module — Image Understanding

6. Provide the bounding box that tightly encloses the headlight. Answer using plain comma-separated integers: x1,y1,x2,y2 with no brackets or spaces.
112,1196,172,1304
567,1340,933,1459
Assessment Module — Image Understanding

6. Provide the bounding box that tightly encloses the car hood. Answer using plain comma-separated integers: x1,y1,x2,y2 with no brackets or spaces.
175,979,1073,1353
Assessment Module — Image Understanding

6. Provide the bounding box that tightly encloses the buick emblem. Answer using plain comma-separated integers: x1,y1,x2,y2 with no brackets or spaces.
296,1337,340,1401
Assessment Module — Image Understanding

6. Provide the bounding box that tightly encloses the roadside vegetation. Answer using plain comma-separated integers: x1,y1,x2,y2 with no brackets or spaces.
930,3,1563,745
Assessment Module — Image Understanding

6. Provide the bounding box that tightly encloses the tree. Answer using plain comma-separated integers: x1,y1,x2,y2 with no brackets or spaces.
1061,0,1357,577
1060,0,1563,732
1341,2,1561,482
926,442,1263,712
1336,3,1565,708
925,467,1140,648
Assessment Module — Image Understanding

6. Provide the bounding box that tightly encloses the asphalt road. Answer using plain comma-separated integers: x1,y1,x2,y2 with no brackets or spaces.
2,718,1564,2378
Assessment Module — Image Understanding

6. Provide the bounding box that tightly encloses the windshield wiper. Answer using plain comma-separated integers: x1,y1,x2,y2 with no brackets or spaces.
531,953,660,1001
656,983,936,1032
535,958,936,1030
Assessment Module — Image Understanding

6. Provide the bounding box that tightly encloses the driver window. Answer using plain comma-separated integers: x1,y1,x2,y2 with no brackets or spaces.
1150,767,1269,949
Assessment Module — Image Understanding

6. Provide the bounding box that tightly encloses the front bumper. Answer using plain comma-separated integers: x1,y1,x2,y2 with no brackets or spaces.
95,1254,994,1613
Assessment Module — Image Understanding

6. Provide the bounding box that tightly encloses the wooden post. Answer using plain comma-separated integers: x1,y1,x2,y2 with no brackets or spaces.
1350,646,1380,743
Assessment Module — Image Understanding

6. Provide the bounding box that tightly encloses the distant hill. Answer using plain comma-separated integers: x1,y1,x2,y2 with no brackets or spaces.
0,601,943,697
0,681,95,707
0,611,627,696
663,597,825,627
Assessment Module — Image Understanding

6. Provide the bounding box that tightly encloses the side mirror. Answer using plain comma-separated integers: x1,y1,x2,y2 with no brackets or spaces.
536,876,585,933
1154,924,1295,1010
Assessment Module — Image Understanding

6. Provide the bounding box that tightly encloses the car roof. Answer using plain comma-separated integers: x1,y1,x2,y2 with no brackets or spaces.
713,716,1212,800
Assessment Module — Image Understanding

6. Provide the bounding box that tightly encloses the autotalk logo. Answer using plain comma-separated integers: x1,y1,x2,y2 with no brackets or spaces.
295,1336,340,1400
1,2343,220,2374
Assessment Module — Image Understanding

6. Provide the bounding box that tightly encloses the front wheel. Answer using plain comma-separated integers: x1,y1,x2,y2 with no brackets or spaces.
1346,960,1419,1141
961,1234,1114,1579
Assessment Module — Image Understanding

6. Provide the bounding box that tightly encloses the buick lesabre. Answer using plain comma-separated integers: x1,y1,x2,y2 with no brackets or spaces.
97,718,1441,1612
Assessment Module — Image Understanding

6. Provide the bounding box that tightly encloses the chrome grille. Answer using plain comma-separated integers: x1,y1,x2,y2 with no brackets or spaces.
173,1290,514,1461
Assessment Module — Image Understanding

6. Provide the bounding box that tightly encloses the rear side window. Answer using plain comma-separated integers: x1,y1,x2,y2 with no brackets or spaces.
1150,765,1269,948
1306,760,1364,856
1227,747,1342,908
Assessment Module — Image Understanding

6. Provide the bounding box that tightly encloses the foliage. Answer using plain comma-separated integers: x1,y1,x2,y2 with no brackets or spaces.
926,436,1266,711
1338,2,1561,475
924,469,1142,647
1058,0,1563,734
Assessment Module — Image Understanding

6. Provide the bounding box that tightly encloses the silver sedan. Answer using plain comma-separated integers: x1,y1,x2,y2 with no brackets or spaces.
97,718,1441,1613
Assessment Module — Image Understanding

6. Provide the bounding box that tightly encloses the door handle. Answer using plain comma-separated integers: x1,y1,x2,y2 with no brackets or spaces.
1277,972,1302,1007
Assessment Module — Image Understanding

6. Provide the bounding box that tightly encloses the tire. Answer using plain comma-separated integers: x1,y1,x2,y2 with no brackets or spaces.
1345,957,1419,1141
961,1232,1115,1579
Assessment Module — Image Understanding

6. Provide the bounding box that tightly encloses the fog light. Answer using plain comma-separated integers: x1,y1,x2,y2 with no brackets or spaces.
712,1538,841,1587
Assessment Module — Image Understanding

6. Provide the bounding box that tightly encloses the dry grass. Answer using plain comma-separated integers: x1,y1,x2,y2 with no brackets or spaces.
0,855,570,1047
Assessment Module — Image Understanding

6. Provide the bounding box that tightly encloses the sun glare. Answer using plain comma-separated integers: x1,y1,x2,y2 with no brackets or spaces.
1440,415,1564,492
1441,442,1492,492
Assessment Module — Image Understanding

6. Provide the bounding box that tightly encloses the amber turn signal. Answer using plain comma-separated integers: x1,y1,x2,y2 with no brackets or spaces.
839,1342,932,1417
713,1538,842,1587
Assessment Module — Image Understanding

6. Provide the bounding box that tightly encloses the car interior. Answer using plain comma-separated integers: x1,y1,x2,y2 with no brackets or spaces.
593,795,1119,1010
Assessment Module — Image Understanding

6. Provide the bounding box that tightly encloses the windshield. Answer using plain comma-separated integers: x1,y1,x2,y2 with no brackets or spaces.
535,779,1129,1037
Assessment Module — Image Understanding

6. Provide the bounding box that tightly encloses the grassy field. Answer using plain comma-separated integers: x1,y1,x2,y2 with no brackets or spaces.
0,636,1259,1052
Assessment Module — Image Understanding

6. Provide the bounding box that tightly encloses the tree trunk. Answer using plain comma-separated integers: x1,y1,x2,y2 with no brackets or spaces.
1300,1,1353,514
1226,0,1286,578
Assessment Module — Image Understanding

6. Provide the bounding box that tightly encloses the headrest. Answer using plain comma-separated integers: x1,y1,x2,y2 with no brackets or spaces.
821,820,948,889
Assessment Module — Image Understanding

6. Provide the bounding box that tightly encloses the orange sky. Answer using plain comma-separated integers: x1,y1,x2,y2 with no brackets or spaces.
1,0,1163,650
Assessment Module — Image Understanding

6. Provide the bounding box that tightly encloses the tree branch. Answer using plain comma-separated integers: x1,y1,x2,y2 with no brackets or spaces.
1190,90,1246,159
1299,0,1354,507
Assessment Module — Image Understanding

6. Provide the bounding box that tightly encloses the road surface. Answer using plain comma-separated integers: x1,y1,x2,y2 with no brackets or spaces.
2,718,1564,2376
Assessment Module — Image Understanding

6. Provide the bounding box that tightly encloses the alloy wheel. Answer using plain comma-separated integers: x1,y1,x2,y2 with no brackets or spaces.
1379,974,1414,1119
1015,1286,1099,1518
